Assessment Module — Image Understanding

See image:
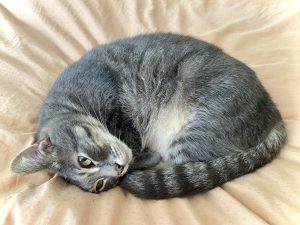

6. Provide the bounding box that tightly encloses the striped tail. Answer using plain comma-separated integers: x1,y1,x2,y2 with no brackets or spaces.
120,122,286,199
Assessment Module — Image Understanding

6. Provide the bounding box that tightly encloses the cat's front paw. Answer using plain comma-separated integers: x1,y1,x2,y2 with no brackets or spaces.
128,151,161,172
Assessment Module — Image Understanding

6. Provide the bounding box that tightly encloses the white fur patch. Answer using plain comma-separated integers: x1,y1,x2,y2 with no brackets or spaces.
74,126,88,137
143,104,191,160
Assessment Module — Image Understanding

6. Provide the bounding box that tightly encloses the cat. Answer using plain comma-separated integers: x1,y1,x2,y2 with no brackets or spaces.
10,33,286,199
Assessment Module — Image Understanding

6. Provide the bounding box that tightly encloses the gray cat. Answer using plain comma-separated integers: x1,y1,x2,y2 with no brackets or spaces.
11,33,286,199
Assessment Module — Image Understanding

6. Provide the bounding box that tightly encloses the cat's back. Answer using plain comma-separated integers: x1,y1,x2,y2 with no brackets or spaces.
40,33,265,132
99,33,256,113
98,33,223,106
93,33,219,72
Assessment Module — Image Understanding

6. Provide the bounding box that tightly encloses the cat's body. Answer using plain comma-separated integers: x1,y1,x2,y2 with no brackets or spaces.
11,33,286,199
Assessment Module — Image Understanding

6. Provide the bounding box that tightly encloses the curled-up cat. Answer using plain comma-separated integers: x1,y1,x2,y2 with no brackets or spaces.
10,33,286,199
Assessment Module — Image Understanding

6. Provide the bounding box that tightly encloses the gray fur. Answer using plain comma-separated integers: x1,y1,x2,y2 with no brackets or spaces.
10,33,286,199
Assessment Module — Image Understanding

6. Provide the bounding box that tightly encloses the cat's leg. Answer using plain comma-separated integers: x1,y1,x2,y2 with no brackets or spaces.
165,121,238,164
128,150,161,172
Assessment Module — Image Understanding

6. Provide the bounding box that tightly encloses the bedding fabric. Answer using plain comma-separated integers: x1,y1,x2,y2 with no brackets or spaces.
0,0,300,224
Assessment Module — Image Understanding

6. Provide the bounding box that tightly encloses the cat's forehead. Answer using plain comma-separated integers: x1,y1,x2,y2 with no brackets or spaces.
78,143,110,161
74,125,109,147
74,126,93,140
74,125,111,160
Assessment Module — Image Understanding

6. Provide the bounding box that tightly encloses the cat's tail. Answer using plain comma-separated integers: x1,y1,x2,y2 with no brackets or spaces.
120,121,286,199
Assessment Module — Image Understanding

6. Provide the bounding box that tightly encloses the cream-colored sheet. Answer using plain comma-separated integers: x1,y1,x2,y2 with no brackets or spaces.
0,0,300,224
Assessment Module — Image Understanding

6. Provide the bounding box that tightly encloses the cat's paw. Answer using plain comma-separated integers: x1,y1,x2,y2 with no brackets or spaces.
128,151,161,172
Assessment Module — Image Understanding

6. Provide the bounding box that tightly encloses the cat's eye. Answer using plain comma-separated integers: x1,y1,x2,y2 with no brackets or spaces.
95,178,105,192
78,156,95,168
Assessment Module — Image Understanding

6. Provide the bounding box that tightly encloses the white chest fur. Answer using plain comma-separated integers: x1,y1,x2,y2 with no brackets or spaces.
142,104,190,160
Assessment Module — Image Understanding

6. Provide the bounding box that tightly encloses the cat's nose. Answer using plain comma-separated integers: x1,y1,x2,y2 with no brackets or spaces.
115,163,124,175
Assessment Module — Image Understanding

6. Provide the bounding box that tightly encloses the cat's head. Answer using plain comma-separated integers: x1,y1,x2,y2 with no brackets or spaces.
10,115,133,193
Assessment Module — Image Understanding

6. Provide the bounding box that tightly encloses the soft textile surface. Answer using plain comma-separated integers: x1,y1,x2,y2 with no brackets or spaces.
1,0,300,224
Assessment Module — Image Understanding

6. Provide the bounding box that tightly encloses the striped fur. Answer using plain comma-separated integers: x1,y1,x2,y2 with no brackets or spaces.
120,122,286,199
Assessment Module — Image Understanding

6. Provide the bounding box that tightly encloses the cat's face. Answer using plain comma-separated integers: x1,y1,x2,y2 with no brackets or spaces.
10,120,133,193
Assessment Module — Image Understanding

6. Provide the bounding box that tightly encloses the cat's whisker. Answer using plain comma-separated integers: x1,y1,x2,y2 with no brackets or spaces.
89,97,103,125
5,130,37,136
19,132,37,135
98,98,108,130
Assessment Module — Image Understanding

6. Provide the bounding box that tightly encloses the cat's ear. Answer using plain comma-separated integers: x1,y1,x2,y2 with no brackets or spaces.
10,138,56,174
